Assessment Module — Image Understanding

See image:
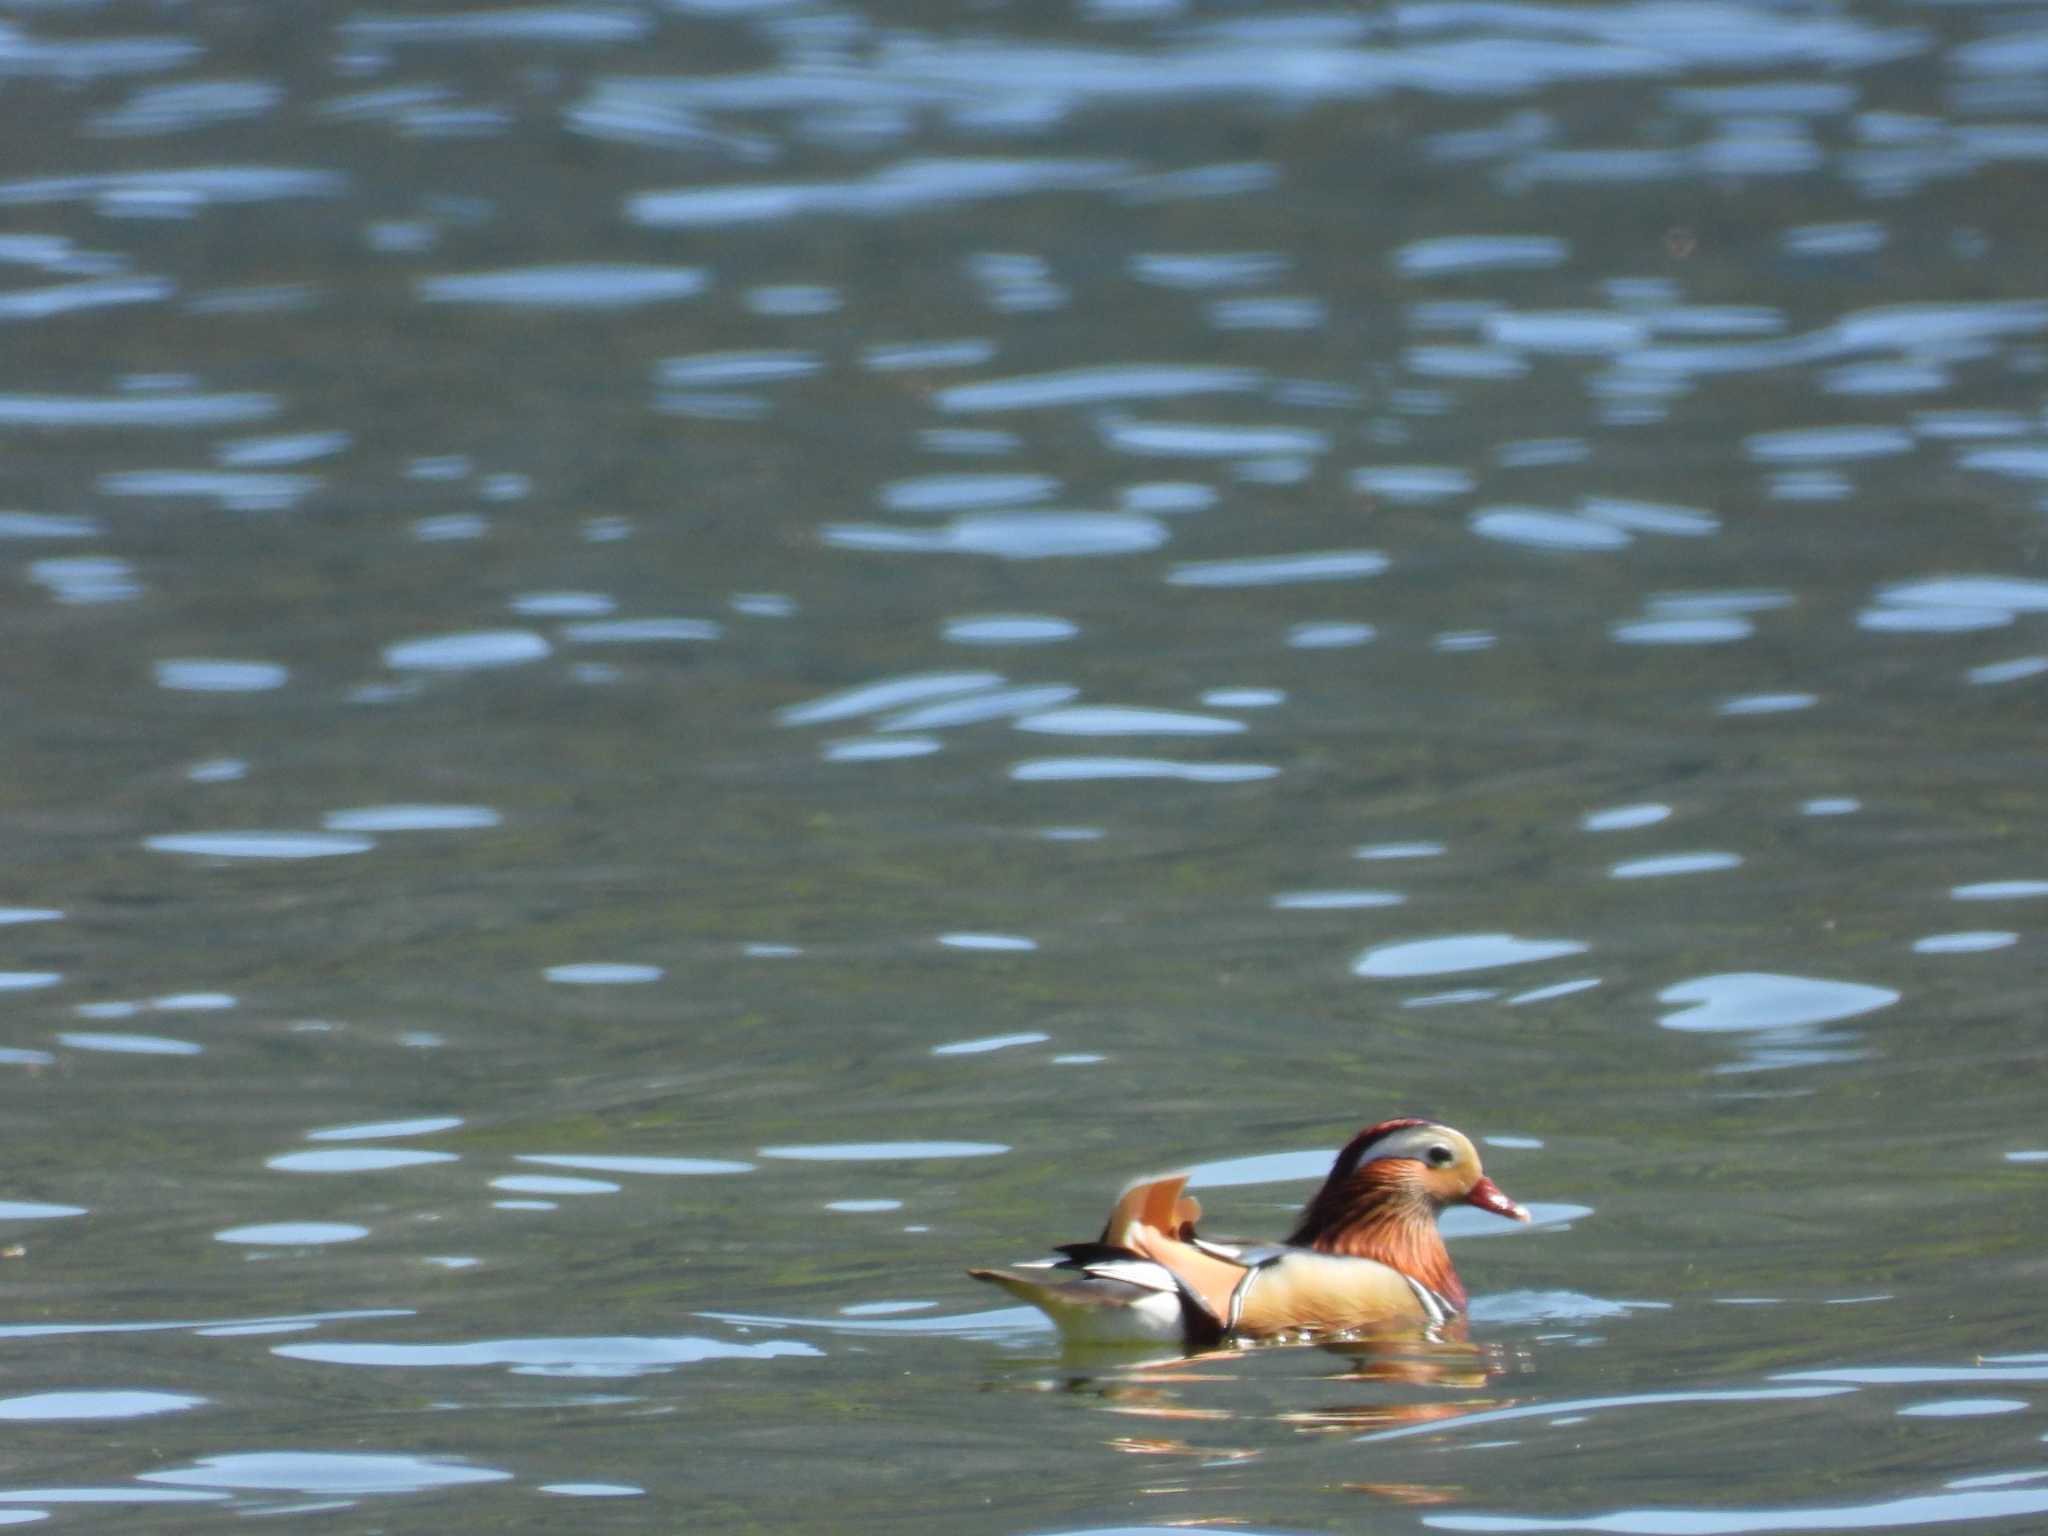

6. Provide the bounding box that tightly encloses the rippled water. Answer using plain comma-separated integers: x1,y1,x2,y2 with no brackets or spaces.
3,0,2046,1530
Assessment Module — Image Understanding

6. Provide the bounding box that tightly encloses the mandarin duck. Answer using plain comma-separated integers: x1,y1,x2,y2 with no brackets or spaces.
968,1118,1528,1345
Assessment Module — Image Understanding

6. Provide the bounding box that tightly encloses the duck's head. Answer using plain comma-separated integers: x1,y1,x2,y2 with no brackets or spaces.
1323,1117,1529,1223
1289,1117,1530,1268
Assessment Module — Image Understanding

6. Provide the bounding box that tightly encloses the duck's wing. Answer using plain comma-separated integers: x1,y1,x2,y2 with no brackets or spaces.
1225,1247,1454,1336
1097,1171,1203,1245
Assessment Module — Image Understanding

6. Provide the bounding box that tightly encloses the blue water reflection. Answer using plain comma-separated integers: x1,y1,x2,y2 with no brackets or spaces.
381,631,551,671
140,1451,510,1495
0,391,276,427
931,1031,1047,1055
1659,972,1898,1073
0,1391,201,1421
543,963,663,985
1611,853,1743,879
824,512,1168,559
881,686,1077,731
1014,706,1241,736
825,736,941,762
418,264,706,308
1010,758,1277,783
943,615,1078,646
267,1150,459,1174
629,158,1133,229
307,1118,461,1142
1427,1482,2048,1532
1167,550,1387,586
780,672,1004,727
1356,935,1590,978
216,1223,367,1246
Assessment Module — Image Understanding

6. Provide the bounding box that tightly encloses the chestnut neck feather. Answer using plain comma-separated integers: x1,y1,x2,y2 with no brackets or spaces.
1285,1161,1466,1310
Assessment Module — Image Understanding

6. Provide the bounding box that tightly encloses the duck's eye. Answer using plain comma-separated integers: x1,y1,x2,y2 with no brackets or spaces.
1425,1144,1456,1168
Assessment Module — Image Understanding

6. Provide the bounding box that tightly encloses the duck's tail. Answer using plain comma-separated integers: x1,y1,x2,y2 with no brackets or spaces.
967,1262,1195,1343
964,1173,1223,1345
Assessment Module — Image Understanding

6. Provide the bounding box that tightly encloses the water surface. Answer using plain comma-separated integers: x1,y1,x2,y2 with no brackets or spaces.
2,0,2044,1532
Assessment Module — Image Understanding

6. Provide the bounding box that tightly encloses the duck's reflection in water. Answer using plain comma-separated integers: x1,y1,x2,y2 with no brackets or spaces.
1021,1332,1516,1506
1295,1332,1509,1425
1050,1328,1516,1452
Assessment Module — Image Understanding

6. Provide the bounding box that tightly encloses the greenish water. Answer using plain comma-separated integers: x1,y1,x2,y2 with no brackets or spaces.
2,0,2046,1530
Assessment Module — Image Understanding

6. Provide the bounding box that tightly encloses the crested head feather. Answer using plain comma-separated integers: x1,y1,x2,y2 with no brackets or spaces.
1325,1116,1436,1182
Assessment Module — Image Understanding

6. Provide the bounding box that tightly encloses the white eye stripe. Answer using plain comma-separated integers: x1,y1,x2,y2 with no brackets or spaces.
1359,1126,1468,1168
